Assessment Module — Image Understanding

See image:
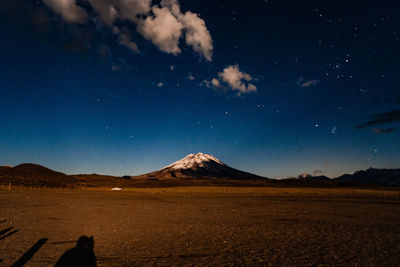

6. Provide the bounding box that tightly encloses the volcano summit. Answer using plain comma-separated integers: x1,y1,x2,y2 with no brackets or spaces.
136,153,266,180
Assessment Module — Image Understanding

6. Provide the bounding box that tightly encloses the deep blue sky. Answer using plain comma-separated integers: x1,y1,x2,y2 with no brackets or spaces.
0,0,399,178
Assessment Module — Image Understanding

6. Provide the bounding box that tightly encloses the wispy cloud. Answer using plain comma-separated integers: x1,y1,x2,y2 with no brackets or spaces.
373,128,397,133
301,80,320,87
312,170,324,176
43,0,87,23
200,80,211,88
114,27,139,53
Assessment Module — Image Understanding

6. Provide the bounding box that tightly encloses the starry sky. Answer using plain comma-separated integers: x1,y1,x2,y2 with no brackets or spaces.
0,0,399,178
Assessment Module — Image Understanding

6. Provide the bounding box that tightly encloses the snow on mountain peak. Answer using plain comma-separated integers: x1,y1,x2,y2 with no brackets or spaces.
162,152,226,170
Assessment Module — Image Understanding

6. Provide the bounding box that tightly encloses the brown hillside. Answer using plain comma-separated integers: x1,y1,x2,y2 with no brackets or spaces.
0,163,78,187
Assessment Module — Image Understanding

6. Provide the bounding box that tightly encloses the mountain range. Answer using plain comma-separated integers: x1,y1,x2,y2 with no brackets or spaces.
0,153,399,188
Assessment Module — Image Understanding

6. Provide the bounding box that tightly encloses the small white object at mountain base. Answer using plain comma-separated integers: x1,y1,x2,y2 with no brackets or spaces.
111,187,122,191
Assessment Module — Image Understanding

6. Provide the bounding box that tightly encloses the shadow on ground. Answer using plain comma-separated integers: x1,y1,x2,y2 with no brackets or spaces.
11,238,48,267
0,219,96,267
54,236,97,267
9,236,97,267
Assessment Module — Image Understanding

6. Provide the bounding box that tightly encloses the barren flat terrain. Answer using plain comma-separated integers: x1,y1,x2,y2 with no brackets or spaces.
1,187,400,266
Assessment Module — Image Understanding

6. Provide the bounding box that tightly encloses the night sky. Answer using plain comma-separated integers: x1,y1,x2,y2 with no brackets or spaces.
0,0,399,178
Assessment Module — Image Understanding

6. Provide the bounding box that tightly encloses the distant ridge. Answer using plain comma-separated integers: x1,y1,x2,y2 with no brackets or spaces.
1,160,400,188
291,173,331,181
278,168,400,186
337,168,400,186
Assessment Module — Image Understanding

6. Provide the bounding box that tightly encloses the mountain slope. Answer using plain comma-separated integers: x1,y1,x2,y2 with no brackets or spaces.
0,163,79,187
135,153,267,180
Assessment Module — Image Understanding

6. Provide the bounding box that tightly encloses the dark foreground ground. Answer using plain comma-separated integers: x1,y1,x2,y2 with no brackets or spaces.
0,187,399,266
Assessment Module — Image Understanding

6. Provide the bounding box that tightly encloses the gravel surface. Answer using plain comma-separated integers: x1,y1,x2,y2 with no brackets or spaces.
0,188,399,266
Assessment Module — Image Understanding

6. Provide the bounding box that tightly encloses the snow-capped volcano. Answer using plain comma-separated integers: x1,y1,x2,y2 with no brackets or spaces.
138,152,266,180
162,152,227,170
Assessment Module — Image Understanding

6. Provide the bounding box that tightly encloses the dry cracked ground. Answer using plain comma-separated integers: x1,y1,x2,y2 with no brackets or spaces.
0,187,400,266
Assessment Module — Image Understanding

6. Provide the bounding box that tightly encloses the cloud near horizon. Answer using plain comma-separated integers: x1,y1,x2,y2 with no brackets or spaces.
356,109,400,129
203,65,257,95
43,0,213,60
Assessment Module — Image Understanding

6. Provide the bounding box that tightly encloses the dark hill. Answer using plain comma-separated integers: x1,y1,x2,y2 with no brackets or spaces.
0,163,78,187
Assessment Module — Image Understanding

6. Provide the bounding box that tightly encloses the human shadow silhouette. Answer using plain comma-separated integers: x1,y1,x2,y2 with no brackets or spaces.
54,236,97,267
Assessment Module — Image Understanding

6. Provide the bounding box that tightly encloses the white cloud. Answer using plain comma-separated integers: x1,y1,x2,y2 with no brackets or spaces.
157,82,164,87
160,0,181,16
114,0,152,21
137,6,183,55
301,80,320,87
211,78,220,87
161,0,213,61
170,65,175,70
179,11,213,61
218,64,257,94
43,0,87,23
43,0,213,60
202,65,257,95
87,0,152,24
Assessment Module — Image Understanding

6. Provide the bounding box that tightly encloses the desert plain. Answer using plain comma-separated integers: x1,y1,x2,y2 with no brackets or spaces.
0,187,400,266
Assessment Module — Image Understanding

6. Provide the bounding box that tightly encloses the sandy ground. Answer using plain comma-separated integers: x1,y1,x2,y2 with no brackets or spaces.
0,187,399,266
